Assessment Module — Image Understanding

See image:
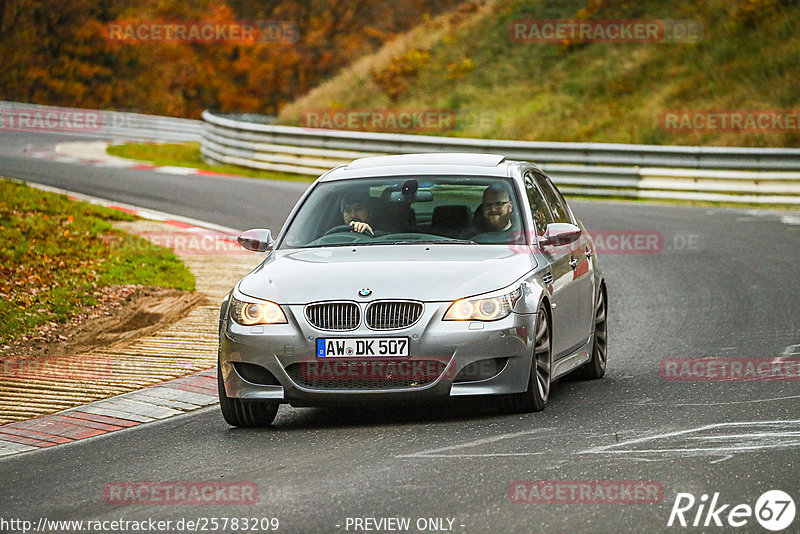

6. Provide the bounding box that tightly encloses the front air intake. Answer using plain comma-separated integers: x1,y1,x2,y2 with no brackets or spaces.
304,301,360,331
365,301,423,330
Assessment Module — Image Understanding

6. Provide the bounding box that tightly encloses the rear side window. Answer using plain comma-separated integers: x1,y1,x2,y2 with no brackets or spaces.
534,172,572,224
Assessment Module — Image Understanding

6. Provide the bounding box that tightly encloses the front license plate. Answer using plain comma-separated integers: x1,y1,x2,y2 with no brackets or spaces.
316,337,410,358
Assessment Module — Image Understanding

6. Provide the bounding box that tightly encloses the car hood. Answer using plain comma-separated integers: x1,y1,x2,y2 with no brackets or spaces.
238,245,537,303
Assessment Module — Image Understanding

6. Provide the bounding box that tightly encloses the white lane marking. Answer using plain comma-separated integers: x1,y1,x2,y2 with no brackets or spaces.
580,420,800,456
410,452,547,458
590,444,799,454
71,405,154,423
783,343,800,356
0,441,38,455
397,422,800,461
612,457,667,463
684,431,800,440
123,391,199,411
708,455,733,464
142,386,217,405
743,210,800,226
671,394,800,406
155,166,196,175
396,428,552,458
93,398,183,419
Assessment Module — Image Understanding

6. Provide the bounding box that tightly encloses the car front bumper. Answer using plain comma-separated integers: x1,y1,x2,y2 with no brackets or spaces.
219,302,539,406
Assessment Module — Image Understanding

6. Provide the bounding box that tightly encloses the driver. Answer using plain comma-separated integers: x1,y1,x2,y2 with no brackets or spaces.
341,193,377,236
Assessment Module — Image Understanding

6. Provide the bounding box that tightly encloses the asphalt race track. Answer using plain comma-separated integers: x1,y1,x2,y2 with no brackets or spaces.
2,131,799,533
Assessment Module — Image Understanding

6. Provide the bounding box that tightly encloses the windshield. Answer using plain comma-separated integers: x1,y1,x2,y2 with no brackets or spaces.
280,175,526,248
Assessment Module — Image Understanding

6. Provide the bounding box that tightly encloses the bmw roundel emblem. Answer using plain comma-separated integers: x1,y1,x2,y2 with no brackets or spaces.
358,288,372,297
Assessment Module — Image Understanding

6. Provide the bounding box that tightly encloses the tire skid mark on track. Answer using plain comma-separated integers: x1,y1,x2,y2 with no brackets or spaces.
395,419,800,462
579,419,800,457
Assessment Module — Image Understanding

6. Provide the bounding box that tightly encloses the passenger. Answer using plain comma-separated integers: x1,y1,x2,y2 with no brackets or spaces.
469,184,517,242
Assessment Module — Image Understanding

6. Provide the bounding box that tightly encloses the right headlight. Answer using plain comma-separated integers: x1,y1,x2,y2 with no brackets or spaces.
443,287,522,321
230,296,287,325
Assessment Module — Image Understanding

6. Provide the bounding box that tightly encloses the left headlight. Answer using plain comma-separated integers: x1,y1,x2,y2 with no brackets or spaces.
443,287,522,321
230,296,287,325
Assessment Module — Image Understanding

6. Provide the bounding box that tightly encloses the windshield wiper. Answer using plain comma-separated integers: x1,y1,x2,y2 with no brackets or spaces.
383,239,477,245
300,239,478,248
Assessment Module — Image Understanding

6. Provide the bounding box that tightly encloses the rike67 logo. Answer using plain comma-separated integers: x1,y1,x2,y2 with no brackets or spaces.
668,490,795,531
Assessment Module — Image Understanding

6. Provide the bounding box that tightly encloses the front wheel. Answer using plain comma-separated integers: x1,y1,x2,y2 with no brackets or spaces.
218,361,279,427
507,306,551,413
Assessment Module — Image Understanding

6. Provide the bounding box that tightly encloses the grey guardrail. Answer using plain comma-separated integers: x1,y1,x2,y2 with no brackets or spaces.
201,110,800,204
0,101,201,142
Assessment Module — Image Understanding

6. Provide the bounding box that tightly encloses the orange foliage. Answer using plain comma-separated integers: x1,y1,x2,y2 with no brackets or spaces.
0,0,463,117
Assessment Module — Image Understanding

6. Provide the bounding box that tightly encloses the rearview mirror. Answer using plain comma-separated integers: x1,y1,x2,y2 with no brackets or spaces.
237,229,274,252
388,190,433,202
538,223,581,248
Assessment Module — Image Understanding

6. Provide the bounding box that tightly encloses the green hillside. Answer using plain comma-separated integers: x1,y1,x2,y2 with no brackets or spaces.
278,0,799,147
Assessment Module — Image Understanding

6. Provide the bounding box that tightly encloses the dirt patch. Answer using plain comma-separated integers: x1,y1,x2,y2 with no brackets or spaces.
1,285,206,362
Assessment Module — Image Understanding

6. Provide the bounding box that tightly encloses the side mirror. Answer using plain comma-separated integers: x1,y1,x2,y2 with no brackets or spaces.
237,229,274,252
538,223,581,248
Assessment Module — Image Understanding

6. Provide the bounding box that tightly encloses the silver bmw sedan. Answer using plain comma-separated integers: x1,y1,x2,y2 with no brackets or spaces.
218,153,607,426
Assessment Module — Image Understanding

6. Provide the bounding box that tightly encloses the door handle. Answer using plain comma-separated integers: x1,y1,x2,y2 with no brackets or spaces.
569,257,579,269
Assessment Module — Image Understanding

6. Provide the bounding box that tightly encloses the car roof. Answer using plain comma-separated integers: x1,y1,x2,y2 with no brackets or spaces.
319,153,538,181
348,153,505,169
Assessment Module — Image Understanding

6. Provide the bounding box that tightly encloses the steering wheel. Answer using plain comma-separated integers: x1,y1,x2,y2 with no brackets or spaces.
322,224,375,237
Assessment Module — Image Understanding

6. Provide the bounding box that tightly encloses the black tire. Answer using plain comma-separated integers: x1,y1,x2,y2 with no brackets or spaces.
507,306,551,413
218,361,279,427
572,286,607,380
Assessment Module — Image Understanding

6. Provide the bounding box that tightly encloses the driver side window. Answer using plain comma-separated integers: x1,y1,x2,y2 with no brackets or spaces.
525,172,554,235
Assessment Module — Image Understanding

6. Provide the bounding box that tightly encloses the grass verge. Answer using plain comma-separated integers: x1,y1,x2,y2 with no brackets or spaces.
0,179,195,344
278,0,800,148
106,142,315,182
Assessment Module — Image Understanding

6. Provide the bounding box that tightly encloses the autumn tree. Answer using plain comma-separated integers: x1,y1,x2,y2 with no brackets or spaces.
0,0,465,117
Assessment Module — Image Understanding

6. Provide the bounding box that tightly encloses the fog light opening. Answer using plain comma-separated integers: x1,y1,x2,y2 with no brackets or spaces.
232,362,281,386
453,358,508,383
